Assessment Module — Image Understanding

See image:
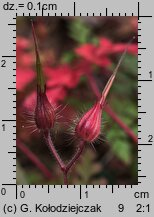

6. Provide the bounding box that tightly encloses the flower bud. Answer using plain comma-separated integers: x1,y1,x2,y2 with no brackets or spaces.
35,86,55,131
75,102,102,142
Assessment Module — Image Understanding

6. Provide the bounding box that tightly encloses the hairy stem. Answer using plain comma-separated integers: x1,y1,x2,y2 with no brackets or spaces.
63,172,68,185
66,140,85,173
87,73,138,145
43,131,69,184
43,131,85,184
43,131,65,169
17,139,52,179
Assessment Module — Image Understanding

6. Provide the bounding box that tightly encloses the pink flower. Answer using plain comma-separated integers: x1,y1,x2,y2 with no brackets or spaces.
17,37,30,50
75,37,137,67
17,68,35,91
45,64,82,89
75,44,111,67
17,63,85,109
17,37,34,68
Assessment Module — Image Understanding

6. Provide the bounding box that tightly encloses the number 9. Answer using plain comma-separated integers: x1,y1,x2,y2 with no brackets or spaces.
118,204,124,212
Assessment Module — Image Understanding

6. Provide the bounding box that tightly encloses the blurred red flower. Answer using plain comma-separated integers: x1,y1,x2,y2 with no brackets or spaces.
17,62,89,108
17,36,138,109
75,37,137,67
45,64,81,89
17,68,35,91
17,37,34,68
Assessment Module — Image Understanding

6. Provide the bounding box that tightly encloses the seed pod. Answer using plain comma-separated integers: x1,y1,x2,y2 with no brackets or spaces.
75,37,134,142
75,102,102,142
35,85,55,131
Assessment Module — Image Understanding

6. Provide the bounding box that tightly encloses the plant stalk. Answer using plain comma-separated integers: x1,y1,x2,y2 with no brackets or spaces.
63,172,68,185
43,131,85,184
17,139,52,179
43,131,65,170
66,140,85,173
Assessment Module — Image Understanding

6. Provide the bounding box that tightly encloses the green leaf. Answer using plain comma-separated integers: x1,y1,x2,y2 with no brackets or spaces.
26,171,43,184
121,54,137,74
69,19,91,44
112,140,132,164
75,149,102,184
16,160,28,184
62,51,76,63
104,111,134,165
91,37,99,45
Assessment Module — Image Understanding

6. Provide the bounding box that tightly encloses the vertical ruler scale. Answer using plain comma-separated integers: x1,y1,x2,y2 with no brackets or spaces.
0,9,16,185
0,0,153,216
137,2,154,189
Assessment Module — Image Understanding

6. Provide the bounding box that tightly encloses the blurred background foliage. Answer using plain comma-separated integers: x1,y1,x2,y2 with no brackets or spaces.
17,16,137,185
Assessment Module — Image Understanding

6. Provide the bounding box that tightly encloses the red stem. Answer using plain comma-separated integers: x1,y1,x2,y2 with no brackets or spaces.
66,141,85,173
43,131,85,184
43,132,65,169
17,139,52,179
43,131,68,185
105,105,138,144
87,73,138,144
87,73,101,99
63,172,68,185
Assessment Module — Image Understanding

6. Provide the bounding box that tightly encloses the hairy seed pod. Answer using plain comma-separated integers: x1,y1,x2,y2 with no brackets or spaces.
75,37,134,142
75,102,103,142
35,86,55,131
